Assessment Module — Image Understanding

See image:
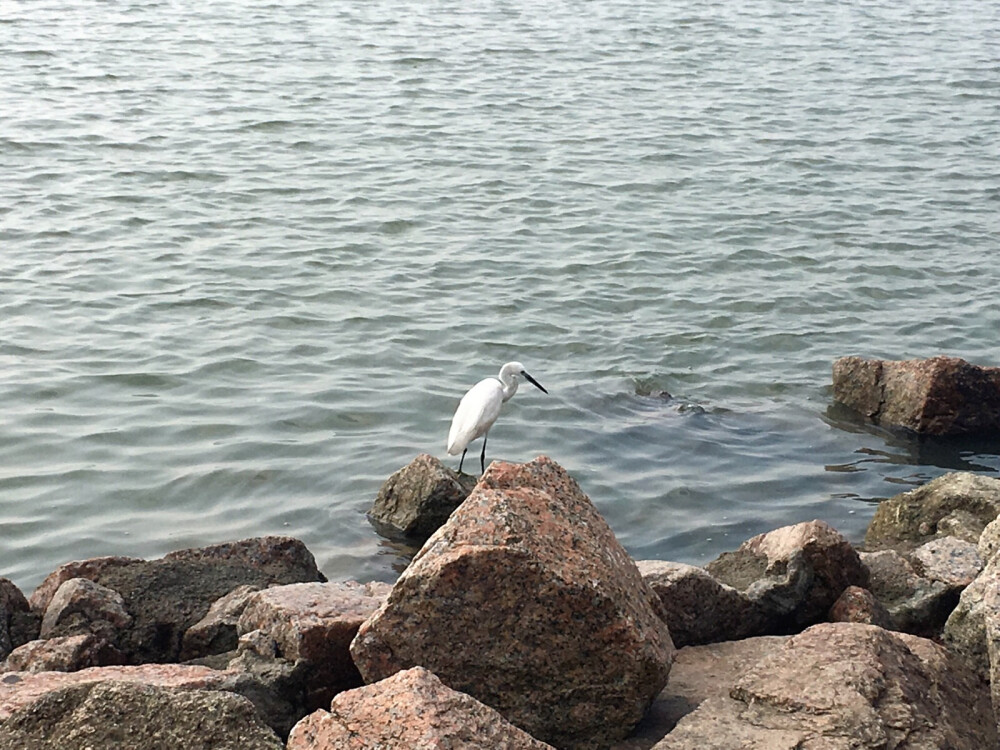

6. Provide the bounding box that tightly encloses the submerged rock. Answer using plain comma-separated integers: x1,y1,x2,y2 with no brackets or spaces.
865,472,1000,551
654,622,997,750
369,453,477,540
705,520,868,633
287,666,554,750
351,456,674,750
832,355,1000,435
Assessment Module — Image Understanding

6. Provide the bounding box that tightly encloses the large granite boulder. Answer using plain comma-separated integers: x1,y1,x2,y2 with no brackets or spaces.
28,537,325,664
832,355,1000,435
704,520,868,633
287,666,554,750
942,558,1000,680
369,453,477,540
865,472,1000,551
350,457,674,750
0,680,282,750
236,581,390,709
637,560,764,646
0,580,38,661
653,622,997,749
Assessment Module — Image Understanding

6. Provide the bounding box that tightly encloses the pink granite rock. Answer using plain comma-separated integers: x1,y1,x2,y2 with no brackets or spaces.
369,453,478,540
287,666,554,750
350,456,674,750
828,586,894,629
705,520,869,632
2,634,125,673
833,355,1000,435
236,581,390,709
180,584,261,661
39,578,132,644
29,556,140,614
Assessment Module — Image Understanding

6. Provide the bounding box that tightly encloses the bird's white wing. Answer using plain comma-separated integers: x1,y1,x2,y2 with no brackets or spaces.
447,378,504,455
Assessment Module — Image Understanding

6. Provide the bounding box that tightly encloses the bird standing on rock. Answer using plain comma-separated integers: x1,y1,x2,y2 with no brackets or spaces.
446,361,548,475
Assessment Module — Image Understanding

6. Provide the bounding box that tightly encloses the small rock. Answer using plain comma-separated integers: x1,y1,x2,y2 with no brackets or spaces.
832,355,1000,435
351,457,674,750
705,520,869,632
0,680,283,750
861,549,956,636
39,578,132,644
0,579,38,660
28,556,141,614
637,560,764,646
910,536,983,587
237,581,390,709
369,453,478,540
865,472,1000,551
287,666,555,750
180,585,261,661
653,622,997,749
828,586,895,629
2,635,125,673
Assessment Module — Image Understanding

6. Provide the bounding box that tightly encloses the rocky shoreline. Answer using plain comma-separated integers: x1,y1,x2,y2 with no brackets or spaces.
2,355,1000,749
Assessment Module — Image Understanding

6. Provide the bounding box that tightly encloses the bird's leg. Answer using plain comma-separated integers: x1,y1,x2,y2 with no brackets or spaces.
458,449,467,474
480,434,488,475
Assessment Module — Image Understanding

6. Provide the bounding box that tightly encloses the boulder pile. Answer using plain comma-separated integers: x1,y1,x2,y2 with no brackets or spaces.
2,449,1000,748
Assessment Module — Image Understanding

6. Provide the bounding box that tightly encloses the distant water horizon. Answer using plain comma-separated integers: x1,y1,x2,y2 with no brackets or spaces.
3,0,999,593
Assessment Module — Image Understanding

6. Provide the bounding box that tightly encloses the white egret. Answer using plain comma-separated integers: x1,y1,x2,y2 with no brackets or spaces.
446,361,548,475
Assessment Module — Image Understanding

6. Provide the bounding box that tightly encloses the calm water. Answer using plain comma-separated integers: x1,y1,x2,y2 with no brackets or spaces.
3,0,1000,594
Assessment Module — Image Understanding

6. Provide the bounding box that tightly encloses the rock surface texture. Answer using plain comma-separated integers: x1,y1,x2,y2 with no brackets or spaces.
0,681,283,750
705,520,868,633
368,453,477,540
832,355,1000,435
865,472,1000,551
351,456,674,750
0,580,37,661
287,666,555,750
654,622,997,750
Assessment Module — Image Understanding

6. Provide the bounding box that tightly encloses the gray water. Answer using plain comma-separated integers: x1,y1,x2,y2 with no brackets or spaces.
3,0,1000,594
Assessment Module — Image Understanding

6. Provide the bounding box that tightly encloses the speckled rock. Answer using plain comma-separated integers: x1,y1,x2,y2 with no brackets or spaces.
28,556,141,614
911,535,983,587
0,680,283,750
861,549,955,636
0,580,37,661
351,456,674,750
287,666,555,750
29,537,325,664
2,634,125,673
704,520,869,633
180,584,261,661
653,623,997,750
237,581,390,709
39,578,132,644
828,586,895,629
832,355,1000,435
942,558,1000,680
865,472,1000,551
979,516,1000,563
636,560,764,646
369,453,478,540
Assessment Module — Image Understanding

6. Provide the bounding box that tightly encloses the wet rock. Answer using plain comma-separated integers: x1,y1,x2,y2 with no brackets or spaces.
29,537,325,664
287,666,555,750
0,680,283,750
865,472,1000,551
832,355,1000,435
653,622,997,750
942,558,1000,680
351,456,674,750
0,580,37,661
911,535,982,587
39,578,132,645
180,584,261,661
636,560,764,646
828,585,895,629
861,549,956,636
704,520,868,633
369,453,478,540
2,635,125,673
236,581,390,709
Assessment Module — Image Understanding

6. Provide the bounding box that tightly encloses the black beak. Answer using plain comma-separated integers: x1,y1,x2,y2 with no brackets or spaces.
523,371,548,394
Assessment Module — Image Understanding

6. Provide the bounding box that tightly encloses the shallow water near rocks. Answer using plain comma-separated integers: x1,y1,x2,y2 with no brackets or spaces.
3,0,1000,593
